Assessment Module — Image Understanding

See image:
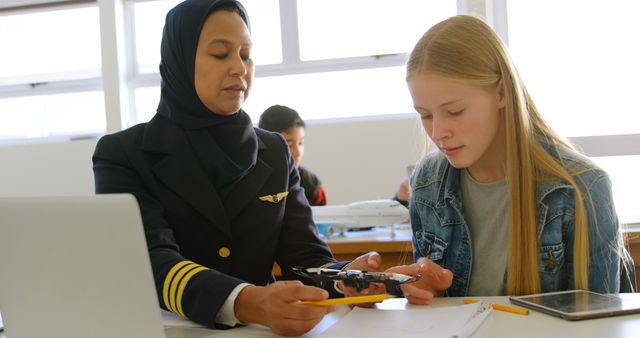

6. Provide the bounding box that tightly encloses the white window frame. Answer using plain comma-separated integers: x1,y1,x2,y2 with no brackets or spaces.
0,0,104,99
126,0,414,126
125,0,505,129
0,0,107,141
1,0,639,161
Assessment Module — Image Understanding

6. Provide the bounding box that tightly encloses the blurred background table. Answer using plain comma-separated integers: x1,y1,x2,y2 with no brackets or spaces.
323,226,414,270
273,224,639,288
624,224,640,288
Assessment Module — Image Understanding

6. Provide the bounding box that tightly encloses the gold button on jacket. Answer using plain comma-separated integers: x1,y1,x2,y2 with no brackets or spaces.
218,247,230,258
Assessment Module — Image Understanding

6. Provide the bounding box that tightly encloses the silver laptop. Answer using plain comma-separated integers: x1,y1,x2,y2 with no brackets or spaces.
0,194,166,338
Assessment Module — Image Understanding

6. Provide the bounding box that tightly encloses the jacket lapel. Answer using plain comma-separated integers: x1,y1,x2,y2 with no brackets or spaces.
141,116,231,238
225,156,272,221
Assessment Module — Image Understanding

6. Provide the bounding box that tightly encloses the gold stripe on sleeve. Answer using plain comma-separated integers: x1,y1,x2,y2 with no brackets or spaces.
163,261,195,314
168,263,199,315
175,266,208,317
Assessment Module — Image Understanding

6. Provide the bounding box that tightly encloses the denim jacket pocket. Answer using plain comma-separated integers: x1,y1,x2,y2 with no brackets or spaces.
539,243,565,274
415,231,448,262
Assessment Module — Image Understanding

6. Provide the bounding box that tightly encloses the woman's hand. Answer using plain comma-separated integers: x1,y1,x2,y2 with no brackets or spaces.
234,281,338,337
385,257,453,305
340,251,385,307
342,251,382,273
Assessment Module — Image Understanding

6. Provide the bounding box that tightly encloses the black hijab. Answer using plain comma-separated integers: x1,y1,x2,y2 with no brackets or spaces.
157,0,257,193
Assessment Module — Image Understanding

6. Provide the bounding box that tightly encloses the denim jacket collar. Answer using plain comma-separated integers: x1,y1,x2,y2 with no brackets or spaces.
421,158,465,228
421,154,577,231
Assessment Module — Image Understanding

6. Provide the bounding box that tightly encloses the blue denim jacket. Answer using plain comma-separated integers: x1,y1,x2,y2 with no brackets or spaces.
409,149,621,296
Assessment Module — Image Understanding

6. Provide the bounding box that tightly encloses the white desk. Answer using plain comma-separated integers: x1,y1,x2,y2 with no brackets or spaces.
376,296,640,338
159,295,640,338
1,296,638,338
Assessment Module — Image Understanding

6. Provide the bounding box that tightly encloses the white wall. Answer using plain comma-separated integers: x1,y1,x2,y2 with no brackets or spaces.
0,115,426,203
304,115,425,204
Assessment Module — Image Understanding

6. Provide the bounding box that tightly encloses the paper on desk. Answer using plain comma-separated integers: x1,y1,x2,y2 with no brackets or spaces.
452,303,492,338
316,302,486,338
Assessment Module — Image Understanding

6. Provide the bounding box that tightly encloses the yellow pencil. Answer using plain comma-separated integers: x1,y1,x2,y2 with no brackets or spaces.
296,293,391,306
464,299,529,316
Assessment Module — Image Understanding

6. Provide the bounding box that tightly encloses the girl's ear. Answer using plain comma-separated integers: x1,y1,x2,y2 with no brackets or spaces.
496,79,506,109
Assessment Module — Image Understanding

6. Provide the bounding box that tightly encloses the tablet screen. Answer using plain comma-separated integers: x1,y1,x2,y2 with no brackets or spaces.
509,290,640,320
525,290,620,312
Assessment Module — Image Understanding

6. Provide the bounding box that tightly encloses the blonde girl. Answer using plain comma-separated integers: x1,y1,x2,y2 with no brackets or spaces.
387,15,631,302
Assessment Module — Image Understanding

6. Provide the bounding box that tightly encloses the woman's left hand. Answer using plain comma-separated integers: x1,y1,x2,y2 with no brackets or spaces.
340,251,384,307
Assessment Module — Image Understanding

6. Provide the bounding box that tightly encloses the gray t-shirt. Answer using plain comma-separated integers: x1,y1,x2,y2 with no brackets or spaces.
460,169,509,296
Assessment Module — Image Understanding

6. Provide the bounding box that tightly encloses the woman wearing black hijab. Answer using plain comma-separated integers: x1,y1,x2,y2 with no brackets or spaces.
92,0,381,336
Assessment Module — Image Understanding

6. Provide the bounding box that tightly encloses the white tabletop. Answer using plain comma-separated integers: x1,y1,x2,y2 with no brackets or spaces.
377,295,640,338
1,295,638,338
160,295,640,338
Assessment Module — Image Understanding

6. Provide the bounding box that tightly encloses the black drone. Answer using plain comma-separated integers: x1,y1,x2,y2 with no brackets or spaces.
292,267,421,295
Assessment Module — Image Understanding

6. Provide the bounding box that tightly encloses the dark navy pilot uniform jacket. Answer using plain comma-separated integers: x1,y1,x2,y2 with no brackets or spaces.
93,114,344,328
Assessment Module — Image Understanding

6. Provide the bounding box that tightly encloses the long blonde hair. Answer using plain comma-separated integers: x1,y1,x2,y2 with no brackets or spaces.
406,15,592,295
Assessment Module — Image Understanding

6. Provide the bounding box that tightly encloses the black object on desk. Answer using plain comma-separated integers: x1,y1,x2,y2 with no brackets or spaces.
293,267,420,296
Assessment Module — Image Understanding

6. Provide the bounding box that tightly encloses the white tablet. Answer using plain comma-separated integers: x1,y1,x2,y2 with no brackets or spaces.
509,290,640,321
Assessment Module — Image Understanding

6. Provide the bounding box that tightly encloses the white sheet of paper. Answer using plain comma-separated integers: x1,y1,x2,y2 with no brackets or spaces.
317,303,484,338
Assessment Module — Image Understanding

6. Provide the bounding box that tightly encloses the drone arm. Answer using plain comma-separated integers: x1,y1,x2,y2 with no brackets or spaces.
383,280,404,297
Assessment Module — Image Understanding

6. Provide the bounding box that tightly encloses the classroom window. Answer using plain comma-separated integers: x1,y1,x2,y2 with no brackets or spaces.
132,0,282,74
133,66,415,124
0,2,103,142
0,0,462,141
244,66,415,121
129,0,456,124
507,0,640,137
0,5,102,84
134,86,159,123
296,0,457,61
508,0,640,223
132,0,182,74
590,156,640,224
0,91,105,140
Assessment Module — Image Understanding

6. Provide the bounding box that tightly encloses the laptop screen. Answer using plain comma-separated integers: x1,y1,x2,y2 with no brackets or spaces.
0,194,166,338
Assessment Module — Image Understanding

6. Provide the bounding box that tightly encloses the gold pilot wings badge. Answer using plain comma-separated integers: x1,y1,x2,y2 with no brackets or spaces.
258,192,289,203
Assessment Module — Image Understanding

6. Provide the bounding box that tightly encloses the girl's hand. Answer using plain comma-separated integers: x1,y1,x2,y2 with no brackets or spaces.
385,257,453,305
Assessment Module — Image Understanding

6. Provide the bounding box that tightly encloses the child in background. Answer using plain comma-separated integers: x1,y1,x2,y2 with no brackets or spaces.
259,104,327,206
